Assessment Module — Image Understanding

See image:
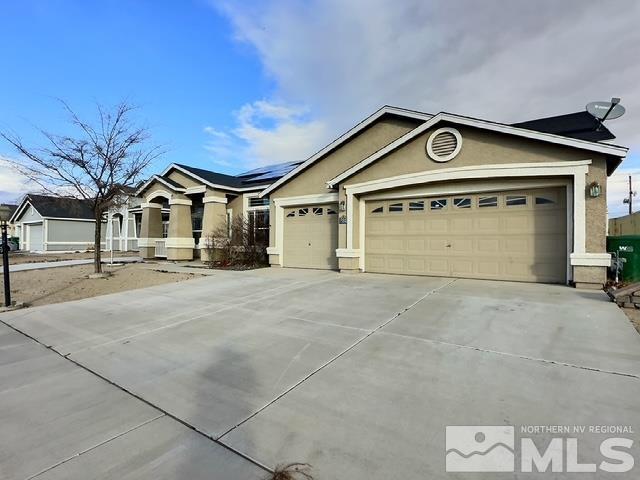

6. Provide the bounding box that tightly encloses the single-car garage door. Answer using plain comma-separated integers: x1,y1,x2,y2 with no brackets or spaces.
283,204,339,269
365,187,567,283
27,223,44,252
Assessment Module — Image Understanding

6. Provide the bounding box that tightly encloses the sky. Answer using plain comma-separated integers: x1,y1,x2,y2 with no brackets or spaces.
1,0,639,217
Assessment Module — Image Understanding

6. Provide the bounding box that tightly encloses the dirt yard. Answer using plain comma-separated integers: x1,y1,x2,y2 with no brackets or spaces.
2,251,137,266
0,263,201,308
622,308,640,335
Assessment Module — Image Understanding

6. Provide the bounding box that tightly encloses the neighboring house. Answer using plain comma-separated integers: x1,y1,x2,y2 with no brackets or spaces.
4,204,18,237
10,194,106,252
105,189,143,252
609,212,640,236
136,161,301,260
138,105,627,289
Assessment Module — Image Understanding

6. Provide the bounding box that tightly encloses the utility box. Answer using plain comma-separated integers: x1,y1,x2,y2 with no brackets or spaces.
607,235,640,282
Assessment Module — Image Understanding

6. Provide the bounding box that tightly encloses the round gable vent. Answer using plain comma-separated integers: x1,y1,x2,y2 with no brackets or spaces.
426,127,462,162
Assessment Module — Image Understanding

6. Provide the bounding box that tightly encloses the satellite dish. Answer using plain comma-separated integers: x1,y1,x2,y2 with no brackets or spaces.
586,98,626,121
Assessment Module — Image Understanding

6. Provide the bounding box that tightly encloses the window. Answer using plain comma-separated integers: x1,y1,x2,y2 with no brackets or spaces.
409,200,425,211
371,206,383,214
430,199,447,210
298,208,309,216
326,208,337,215
478,196,498,208
389,203,403,213
454,197,471,209
248,210,269,246
535,196,555,205
248,196,269,208
506,195,527,206
286,211,296,217
312,207,323,215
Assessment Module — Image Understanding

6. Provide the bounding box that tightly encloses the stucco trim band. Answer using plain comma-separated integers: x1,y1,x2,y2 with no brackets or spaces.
165,237,196,249
570,253,612,267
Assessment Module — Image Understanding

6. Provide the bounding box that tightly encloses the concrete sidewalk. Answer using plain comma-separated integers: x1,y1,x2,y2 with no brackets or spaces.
9,256,141,273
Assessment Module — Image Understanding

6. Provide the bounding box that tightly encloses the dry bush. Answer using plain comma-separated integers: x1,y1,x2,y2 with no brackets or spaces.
266,463,313,480
201,214,267,269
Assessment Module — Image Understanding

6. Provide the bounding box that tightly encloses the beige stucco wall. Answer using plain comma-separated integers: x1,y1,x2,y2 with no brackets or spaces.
573,265,606,288
270,116,420,199
166,169,201,188
343,125,609,255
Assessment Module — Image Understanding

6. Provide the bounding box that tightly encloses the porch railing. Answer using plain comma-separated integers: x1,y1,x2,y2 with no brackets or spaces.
155,239,167,258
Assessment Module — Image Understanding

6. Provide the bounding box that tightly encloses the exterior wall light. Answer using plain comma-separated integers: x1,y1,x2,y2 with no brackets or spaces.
589,182,601,198
339,200,346,212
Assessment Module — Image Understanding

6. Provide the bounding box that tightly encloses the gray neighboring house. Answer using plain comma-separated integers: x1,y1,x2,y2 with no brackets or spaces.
10,194,106,253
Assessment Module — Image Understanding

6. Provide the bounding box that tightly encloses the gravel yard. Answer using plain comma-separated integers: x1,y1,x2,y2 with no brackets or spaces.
0,263,201,308
2,250,136,266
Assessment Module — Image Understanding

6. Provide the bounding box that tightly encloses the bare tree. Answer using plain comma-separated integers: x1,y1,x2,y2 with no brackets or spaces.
1,100,162,273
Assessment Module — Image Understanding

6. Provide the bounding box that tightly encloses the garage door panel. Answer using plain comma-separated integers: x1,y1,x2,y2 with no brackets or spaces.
365,188,566,283
284,203,338,270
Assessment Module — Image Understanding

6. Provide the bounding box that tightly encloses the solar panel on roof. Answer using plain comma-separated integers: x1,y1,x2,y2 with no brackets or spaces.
238,160,303,178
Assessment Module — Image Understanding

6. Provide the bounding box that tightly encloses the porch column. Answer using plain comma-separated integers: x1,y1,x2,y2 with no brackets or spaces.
138,202,162,259
200,194,228,262
166,197,194,261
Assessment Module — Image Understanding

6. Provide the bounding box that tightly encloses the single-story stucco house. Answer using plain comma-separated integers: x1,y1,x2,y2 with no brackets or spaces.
10,193,140,253
138,105,628,289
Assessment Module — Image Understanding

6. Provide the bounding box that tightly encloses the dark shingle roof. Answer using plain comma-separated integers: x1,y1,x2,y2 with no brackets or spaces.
512,111,616,142
25,194,94,220
172,161,301,189
174,164,247,188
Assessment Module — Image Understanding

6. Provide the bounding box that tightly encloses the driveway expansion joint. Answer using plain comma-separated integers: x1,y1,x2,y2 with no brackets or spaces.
216,277,458,441
383,331,640,380
0,318,274,477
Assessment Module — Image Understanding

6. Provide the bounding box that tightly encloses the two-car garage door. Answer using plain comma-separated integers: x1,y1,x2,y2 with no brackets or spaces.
365,188,567,283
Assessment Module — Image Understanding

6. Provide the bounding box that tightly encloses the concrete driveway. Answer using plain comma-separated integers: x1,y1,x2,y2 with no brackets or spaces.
2,268,639,479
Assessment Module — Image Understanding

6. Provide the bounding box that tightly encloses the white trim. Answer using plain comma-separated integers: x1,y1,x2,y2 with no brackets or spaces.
136,175,186,196
185,185,206,194
344,161,590,194
360,178,569,201
336,248,360,258
359,198,366,270
266,247,279,255
161,164,269,193
10,200,38,223
141,202,163,209
168,198,192,206
138,237,161,247
20,220,43,225
260,106,433,197
426,127,462,162
146,189,172,202
327,113,627,187
165,237,196,249
203,196,228,204
269,193,340,262
570,253,611,267
43,217,97,222
351,163,589,283
244,191,270,212
272,193,339,208
45,241,97,245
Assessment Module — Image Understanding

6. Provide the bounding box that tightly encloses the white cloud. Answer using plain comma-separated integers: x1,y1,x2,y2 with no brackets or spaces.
0,156,39,204
213,0,640,212
203,100,329,170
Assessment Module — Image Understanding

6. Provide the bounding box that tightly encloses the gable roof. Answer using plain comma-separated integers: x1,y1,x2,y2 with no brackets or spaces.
259,105,433,197
512,111,616,142
11,194,95,222
327,112,629,187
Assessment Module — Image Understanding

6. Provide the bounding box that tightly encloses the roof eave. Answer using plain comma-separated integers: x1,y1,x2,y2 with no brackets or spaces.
259,105,433,198
326,112,628,187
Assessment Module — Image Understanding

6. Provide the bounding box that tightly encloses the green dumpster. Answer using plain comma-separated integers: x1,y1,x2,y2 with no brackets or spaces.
607,235,640,282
